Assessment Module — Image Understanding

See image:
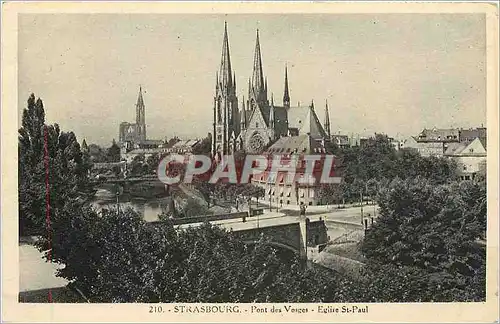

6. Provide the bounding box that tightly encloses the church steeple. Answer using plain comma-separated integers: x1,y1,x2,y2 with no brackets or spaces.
269,93,275,128
251,29,267,106
213,22,238,157
136,86,146,141
283,64,290,108
324,99,331,138
218,21,232,91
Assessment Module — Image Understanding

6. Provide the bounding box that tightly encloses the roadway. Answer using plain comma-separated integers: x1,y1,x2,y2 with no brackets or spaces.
177,205,372,241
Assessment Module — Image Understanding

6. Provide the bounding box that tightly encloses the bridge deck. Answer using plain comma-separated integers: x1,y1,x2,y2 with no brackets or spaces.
176,213,326,232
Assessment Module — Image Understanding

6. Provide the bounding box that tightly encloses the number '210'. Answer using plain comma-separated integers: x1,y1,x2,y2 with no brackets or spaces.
149,306,164,313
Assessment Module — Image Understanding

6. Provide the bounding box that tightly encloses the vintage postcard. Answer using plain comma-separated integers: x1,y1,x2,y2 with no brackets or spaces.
1,1,499,323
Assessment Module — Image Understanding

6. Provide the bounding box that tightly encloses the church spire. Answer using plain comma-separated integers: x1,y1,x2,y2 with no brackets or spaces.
324,99,331,138
218,21,232,90
251,29,265,98
136,85,146,141
283,64,290,107
269,94,275,128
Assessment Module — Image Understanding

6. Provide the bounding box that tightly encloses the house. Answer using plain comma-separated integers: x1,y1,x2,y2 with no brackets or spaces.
331,134,350,149
401,136,447,157
170,139,201,154
444,137,487,180
251,134,337,207
459,127,487,145
417,128,459,142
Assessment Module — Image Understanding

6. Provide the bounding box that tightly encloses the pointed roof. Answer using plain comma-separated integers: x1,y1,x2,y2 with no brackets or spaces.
445,137,486,156
324,99,331,136
136,86,145,108
287,103,328,140
218,22,232,89
269,103,275,125
252,29,265,94
283,64,290,106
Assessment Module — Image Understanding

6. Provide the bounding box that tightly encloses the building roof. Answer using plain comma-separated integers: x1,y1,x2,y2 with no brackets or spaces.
287,105,311,130
138,139,164,146
266,134,330,155
417,128,459,142
444,142,467,155
172,139,200,148
444,137,486,156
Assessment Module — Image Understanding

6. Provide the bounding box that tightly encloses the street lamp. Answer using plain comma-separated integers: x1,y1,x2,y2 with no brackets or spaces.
115,184,123,214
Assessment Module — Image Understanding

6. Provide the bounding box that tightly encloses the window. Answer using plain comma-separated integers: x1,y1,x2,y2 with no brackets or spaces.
469,148,474,153
308,201,313,206
256,122,259,128
287,200,290,205
465,175,471,180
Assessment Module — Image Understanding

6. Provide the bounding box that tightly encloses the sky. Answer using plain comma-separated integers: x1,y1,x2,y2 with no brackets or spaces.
18,14,486,146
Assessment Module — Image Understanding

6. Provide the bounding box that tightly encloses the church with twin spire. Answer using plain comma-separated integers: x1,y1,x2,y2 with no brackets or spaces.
212,23,332,158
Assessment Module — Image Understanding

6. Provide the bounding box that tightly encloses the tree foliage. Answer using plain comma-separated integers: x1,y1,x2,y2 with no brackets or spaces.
53,206,344,302
106,139,121,162
18,93,90,235
360,177,486,301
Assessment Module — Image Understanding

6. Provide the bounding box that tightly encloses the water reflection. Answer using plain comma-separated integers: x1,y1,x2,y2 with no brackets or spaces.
91,188,169,222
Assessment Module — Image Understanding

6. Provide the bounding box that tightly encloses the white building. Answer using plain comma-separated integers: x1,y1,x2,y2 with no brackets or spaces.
444,137,487,180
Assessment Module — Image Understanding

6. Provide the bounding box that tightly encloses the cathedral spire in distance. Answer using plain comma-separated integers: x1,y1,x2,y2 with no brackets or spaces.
324,99,331,138
135,85,146,141
218,21,232,90
283,64,290,107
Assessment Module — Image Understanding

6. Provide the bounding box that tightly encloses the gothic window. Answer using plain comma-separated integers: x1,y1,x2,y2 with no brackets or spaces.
248,133,265,153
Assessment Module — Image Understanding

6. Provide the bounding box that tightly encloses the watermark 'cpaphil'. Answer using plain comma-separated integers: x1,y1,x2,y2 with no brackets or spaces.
156,154,341,185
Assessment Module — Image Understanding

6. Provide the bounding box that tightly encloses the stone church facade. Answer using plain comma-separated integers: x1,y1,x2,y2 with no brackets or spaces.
119,86,147,144
211,23,332,159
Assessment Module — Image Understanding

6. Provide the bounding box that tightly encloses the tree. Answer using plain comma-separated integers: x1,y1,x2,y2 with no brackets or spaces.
317,184,341,206
18,93,90,235
192,134,212,155
361,177,486,301
177,197,211,218
87,143,107,163
145,153,161,175
365,178,378,203
51,205,348,303
107,139,121,162
129,154,146,177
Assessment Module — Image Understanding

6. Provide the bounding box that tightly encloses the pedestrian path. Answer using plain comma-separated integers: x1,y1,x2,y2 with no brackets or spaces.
19,242,68,292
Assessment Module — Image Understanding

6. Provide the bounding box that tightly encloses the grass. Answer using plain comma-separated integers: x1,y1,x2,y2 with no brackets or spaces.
325,242,366,263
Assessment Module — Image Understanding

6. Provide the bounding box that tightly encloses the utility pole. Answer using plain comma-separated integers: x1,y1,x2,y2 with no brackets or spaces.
360,190,363,225
115,184,121,214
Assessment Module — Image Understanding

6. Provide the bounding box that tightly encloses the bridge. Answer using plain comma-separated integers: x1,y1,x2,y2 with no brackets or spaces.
90,175,168,194
150,212,329,260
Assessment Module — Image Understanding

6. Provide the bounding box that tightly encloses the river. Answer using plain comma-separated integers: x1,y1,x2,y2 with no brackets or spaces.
90,188,168,222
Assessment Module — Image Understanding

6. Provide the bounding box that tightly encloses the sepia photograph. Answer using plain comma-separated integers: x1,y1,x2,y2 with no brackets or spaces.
1,1,499,323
